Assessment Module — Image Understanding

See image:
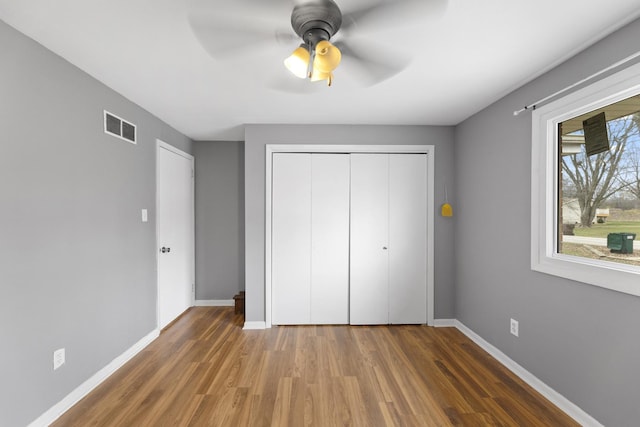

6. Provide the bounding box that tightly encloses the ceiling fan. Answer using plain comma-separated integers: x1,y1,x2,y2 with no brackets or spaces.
284,0,344,86
189,0,446,89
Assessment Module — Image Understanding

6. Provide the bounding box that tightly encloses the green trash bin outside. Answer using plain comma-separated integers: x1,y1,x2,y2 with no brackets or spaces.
607,233,636,254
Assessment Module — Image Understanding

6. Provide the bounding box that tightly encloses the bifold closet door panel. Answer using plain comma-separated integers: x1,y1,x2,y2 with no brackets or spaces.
310,154,350,324
389,154,428,324
271,153,311,325
350,154,389,325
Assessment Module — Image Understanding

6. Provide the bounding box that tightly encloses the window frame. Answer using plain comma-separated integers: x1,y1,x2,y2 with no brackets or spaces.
531,61,640,297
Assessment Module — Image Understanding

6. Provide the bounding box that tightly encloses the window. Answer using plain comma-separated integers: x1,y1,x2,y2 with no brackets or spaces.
532,62,640,296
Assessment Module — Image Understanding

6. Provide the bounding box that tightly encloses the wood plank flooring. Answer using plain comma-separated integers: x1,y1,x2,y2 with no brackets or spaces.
52,307,578,426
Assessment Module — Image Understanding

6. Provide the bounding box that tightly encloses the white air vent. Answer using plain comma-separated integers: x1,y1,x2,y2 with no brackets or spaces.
104,110,136,144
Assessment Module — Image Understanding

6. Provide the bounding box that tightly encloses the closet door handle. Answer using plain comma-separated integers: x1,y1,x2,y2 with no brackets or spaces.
382,246,388,250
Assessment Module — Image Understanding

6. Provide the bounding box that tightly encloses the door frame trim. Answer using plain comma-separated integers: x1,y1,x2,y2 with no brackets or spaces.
156,139,195,330
265,145,435,328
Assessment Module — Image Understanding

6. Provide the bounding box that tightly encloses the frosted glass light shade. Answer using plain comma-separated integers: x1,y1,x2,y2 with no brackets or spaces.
284,45,310,78
313,40,341,73
311,40,341,85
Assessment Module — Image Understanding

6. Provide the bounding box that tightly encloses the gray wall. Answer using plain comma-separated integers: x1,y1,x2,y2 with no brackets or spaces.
244,125,456,323
0,20,192,427
455,18,640,426
6,6,639,425
194,141,245,300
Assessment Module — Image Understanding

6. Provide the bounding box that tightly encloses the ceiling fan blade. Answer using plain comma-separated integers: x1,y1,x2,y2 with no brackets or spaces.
187,0,299,59
335,40,410,86
189,13,296,59
189,0,295,15
341,0,447,33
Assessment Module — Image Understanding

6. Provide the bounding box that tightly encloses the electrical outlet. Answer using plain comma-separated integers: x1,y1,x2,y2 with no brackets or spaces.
53,348,65,370
510,318,519,337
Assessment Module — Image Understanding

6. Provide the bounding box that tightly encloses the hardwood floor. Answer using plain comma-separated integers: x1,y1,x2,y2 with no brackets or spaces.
53,307,578,426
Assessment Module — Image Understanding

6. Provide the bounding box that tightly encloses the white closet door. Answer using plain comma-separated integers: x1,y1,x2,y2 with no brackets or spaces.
311,154,350,324
389,154,428,324
350,154,389,325
272,153,311,324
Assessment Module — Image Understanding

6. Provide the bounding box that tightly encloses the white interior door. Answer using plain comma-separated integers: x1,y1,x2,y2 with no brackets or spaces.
389,154,428,324
271,153,312,324
157,142,194,330
350,154,389,325
311,154,350,324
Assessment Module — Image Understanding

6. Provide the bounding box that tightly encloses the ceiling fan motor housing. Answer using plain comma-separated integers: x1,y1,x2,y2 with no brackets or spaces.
291,0,342,45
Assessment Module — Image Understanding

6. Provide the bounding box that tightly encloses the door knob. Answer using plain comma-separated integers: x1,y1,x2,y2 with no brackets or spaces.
382,246,388,250
160,247,171,253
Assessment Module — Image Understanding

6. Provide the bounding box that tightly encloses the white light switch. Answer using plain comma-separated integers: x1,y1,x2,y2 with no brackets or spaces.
141,209,148,223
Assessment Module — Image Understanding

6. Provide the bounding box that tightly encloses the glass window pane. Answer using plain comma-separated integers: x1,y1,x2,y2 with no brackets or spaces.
558,95,640,267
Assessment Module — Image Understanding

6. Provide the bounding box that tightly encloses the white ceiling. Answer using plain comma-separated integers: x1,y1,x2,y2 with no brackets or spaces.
1,0,640,141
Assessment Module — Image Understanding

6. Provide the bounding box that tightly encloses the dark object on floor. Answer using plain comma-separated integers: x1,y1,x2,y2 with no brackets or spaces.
233,291,245,315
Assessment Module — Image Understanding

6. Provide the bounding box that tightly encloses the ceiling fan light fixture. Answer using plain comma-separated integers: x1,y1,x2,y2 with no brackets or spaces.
311,40,341,85
284,44,310,79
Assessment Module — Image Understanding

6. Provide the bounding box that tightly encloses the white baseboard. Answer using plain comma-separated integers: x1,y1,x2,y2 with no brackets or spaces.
195,299,234,307
243,321,266,330
28,329,159,427
453,320,602,427
433,319,456,327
